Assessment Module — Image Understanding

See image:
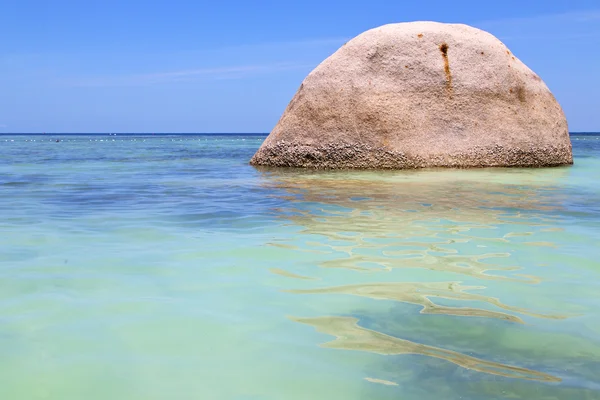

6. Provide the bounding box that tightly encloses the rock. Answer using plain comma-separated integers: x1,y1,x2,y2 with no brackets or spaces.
250,22,573,169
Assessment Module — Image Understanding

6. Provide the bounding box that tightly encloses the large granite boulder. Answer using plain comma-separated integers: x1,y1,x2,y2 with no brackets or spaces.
250,22,573,169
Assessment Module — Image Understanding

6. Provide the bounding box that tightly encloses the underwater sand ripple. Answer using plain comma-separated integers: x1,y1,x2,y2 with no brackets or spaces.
287,281,567,323
269,268,317,280
292,316,561,383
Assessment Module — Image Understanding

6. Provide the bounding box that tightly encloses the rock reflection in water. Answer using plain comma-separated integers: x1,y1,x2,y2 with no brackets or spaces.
259,168,568,282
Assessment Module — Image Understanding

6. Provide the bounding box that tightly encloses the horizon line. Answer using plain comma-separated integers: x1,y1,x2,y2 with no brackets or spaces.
0,132,270,135
1,132,598,136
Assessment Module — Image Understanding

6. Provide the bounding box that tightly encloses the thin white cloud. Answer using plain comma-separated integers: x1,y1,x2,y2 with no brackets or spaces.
162,36,349,58
475,9,600,41
476,9,600,26
239,37,349,49
496,32,600,42
68,62,313,87
4,35,347,88
140,63,303,81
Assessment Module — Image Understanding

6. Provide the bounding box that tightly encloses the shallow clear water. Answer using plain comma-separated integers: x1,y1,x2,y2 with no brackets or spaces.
1,134,599,399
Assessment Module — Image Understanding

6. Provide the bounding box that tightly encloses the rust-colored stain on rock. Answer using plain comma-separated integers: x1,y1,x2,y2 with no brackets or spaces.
517,86,526,103
439,43,452,96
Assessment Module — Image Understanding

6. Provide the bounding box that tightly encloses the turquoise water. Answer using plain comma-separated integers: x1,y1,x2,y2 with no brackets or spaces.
1,134,599,399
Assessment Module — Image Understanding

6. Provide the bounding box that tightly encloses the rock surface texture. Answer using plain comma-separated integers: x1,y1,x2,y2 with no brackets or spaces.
250,22,573,169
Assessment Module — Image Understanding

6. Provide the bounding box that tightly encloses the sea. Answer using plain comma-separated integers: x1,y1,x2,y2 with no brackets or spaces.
1,133,599,400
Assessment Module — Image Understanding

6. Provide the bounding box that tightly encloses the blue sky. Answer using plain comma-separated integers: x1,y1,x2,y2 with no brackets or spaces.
1,0,599,133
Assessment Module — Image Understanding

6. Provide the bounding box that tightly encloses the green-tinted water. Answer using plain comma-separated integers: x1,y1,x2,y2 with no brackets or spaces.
1,134,599,399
